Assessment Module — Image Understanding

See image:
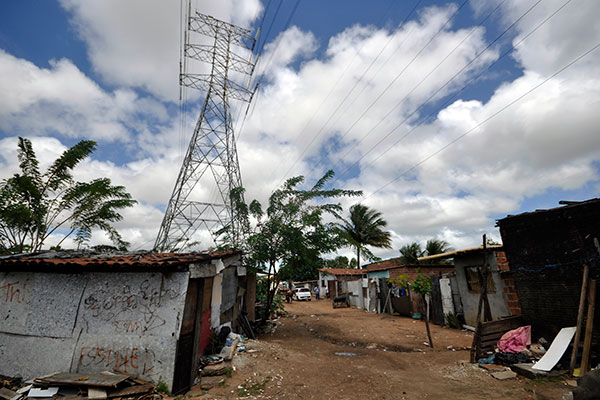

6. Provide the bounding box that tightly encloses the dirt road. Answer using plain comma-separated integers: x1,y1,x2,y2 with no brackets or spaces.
191,299,569,399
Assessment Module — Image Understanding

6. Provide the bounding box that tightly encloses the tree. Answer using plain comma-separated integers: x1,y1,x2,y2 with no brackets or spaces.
227,170,360,320
411,272,434,348
424,239,453,264
0,137,137,254
400,239,454,264
337,204,392,269
323,255,357,269
399,242,424,264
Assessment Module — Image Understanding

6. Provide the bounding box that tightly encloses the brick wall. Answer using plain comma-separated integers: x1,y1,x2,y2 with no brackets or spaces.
495,251,521,316
388,265,454,281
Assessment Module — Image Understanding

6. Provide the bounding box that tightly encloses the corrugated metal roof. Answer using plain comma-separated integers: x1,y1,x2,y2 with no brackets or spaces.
417,245,503,261
318,268,365,276
0,249,241,270
497,198,600,222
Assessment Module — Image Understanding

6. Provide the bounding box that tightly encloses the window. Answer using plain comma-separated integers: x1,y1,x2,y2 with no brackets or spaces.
465,266,495,293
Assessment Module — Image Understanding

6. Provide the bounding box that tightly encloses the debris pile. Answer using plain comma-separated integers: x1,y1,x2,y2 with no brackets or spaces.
195,331,250,390
0,372,156,400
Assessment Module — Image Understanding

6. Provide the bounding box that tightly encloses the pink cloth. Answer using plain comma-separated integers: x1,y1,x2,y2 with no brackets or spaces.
497,325,531,353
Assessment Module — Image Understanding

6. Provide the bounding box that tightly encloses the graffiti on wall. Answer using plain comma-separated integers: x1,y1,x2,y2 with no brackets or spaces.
81,275,183,336
0,279,29,304
77,345,157,376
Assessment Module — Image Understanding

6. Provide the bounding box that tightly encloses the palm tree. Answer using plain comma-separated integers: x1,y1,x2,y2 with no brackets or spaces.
337,204,392,269
399,242,424,264
424,239,453,263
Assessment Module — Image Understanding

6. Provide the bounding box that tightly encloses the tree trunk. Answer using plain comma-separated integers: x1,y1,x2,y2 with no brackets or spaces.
262,260,276,322
357,246,361,269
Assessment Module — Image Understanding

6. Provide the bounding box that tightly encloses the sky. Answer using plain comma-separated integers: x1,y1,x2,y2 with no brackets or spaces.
0,0,599,260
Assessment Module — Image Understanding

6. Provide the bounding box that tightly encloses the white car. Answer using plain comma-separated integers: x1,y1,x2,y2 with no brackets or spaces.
293,288,312,301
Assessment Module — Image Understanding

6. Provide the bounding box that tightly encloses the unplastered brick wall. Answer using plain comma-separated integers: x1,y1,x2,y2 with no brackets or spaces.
495,251,521,316
500,275,521,316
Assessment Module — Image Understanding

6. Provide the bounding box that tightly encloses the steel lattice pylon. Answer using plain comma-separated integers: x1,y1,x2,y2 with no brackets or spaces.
155,12,255,251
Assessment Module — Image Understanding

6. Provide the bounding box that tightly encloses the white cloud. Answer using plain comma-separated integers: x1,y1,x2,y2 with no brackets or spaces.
237,0,600,253
0,50,167,142
59,0,262,102
2,0,599,255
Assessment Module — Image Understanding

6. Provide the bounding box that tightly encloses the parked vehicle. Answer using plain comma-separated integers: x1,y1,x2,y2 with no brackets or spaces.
293,287,312,301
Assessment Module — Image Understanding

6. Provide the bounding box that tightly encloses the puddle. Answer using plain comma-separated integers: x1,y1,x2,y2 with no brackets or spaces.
334,352,360,357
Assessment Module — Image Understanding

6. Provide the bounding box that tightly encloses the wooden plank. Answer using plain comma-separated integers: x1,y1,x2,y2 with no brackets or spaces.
180,280,198,335
107,384,153,399
87,388,107,400
570,264,590,375
480,317,523,335
34,373,129,387
580,279,596,374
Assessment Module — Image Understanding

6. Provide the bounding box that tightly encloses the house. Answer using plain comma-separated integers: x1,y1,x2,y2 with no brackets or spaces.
317,268,365,306
419,246,520,327
365,259,455,319
497,198,600,341
292,280,318,291
0,250,254,394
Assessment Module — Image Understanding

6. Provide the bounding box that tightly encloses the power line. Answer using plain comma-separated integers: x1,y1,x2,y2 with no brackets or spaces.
338,0,571,183
337,0,548,180
232,0,276,142
235,0,301,143
362,40,600,201
272,0,423,187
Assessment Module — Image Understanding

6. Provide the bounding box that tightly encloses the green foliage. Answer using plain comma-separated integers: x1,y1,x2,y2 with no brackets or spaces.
255,277,285,317
236,377,271,397
323,255,357,269
445,312,462,329
337,203,392,269
155,379,169,394
229,169,360,279
0,137,136,254
411,272,432,295
388,271,431,295
399,242,424,264
400,238,454,265
227,170,360,320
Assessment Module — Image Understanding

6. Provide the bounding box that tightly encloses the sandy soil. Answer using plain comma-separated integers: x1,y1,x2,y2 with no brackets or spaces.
187,299,570,399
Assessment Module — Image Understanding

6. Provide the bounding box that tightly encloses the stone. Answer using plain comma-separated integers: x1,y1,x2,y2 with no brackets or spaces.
200,376,225,390
491,370,518,380
479,364,507,372
201,362,230,377
510,363,566,379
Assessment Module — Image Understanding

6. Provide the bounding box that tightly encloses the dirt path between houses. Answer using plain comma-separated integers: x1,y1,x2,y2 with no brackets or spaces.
187,300,569,399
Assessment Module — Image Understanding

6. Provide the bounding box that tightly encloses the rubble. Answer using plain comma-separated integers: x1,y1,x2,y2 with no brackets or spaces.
0,372,155,400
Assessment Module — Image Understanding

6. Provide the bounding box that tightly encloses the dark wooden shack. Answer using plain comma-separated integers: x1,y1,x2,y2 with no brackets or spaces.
497,198,600,345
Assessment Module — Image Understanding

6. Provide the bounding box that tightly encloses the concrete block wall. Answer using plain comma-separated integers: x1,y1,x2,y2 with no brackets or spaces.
0,271,188,388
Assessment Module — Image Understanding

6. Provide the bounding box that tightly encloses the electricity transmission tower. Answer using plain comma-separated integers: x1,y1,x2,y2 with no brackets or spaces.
155,11,255,251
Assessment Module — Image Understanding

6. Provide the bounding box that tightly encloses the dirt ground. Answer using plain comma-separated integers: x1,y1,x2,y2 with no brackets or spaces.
188,299,571,399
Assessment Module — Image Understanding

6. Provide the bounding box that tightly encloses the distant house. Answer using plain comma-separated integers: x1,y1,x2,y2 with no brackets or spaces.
497,198,600,341
0,250,254,394
365,258,455,318
292,280,318,291
318,268,365,306
420,246,520,327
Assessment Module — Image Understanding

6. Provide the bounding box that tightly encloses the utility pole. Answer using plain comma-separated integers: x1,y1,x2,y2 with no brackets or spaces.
155,10,255,251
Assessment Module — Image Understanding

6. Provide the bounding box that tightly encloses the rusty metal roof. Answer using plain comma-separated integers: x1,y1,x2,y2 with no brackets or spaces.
318,268,365,276
0,249,241,271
